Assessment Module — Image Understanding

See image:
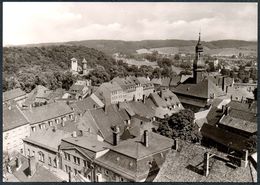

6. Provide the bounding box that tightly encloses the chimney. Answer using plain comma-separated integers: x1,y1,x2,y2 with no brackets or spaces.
52,126,57,132
15,156,22,170
225,106,231,115
113,126,120,146
143,130,149,147
72,131,77,137
222,77,225,91
221,105,226,113
28,156,36,177
226,86,228,93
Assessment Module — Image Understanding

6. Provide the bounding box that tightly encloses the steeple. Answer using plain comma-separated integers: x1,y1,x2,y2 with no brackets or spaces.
193,32,205,84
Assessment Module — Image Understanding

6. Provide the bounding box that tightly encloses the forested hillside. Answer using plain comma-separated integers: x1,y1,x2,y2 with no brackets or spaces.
3,45,115,92
3,45,177,92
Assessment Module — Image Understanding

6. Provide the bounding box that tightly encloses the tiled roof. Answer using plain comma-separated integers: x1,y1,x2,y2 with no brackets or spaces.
70,84,85,92
227,86,254,100
169,76,181,86
70,96,102,115
3,104,29,132
172,78,225,99
95,132,172,181
23,127,71,152
228,100,257,114
127,101,155,119
112,77,136,91
220,115,257,133
137,77,153,86
206,106,224,126
111,132,173,159
161,77,171,87
90,94,104,107
151,78,162,85
90,105,130,144
22,102,73,124
12,154,61,182
180,75,193,83
201,123,250,152
3,88,26,102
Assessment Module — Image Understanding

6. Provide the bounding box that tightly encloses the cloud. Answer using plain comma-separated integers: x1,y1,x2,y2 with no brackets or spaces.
3,2,257,45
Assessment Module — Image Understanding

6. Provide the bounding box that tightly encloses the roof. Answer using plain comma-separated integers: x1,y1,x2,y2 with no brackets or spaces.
95,132,173,181
3,104,29,132
23,127,71,152
3,88,26,102
90,105,130,144
227,86,254,100
137,77,153,86
112,77,136,91
126,101,155,119
22,102,73,124
60,134,109,160
111,132,173,159
201,123,250,152
169,76,181,86
12,154,61,182
70,96,102,115
180,75,193,83
70,84,85,92
227,100,257,114
161,77,171,87
172,78,225,99
151,78,162,85
206,106,224,126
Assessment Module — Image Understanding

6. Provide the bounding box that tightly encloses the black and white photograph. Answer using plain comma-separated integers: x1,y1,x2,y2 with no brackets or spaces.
2,1,257,182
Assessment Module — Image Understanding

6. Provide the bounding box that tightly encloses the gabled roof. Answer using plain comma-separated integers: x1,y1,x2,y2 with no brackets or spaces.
22,102,73,124
169,75,181,86
3,104,29,131
70,84,85,92
89,105,130,144
137,77,153,86
3,88,26,102
23,127,71,152
161,77,171,87
70,96,102,115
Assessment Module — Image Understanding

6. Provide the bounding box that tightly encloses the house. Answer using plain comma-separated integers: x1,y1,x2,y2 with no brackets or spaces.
94,81,124,105
218,101,257,138
22,102,74,133
59,130,173,182
3,88,27,107
94,131,173,182
23,127,72,169
171,33,225,112
69,81,91,100
59,133,110,181
23,85,52,107
136,77,154,97
3,103,30,155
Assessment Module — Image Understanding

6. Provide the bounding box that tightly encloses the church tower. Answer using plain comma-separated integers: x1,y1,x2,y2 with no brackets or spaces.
193,32,206,84
71,58,78,72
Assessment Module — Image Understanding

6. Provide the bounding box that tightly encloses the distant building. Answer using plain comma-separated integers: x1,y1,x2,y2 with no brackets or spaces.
82,58,90,75
3,103,30,155
71,58,78,72
3,88,27,107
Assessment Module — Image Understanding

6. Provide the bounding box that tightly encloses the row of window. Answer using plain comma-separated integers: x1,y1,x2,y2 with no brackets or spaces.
27,148,57,167
64,152,89,167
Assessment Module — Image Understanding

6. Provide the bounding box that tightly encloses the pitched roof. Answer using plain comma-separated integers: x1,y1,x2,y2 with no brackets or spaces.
111,132,173,159
151,78,162,85
70,96,102,115
22,102,73,124
12,154,61,182
3,88,26,102
172,78,225,99
227,86,254,100
201,123,250,152
169,75,181,86
90,105,130,144
161,77,171,87
137,76,153,86
112,77,136,91
23,127,71,152
3,104,29,132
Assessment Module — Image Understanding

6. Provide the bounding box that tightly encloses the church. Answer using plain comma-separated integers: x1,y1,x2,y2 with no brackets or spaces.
171,33,226,112
70,58,90,75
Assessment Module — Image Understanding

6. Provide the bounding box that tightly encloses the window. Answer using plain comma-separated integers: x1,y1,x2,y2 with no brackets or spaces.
53,158,57,168
32,151,35,157
49,121,53,127
65,165,71,173
84,160,87,167
73,156,80,165
49,157,52,165
105,170,109,176
39,152,45,162
120,177,124,182
64,152,70,161
27,149,30,156
74,169,78,175
31,127,36,132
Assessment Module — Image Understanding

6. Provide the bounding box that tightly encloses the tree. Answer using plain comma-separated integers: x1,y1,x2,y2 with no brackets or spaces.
246,135,257,153
156,109,202,143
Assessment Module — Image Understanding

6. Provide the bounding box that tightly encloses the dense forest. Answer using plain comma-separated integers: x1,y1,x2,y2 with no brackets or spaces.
3,45,177,92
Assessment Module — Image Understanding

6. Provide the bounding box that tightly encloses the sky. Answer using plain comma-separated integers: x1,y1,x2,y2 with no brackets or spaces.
3,2,258,46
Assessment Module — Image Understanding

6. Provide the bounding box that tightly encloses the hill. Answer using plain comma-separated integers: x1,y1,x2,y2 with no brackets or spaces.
3,45,116,92
20,39,257,55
